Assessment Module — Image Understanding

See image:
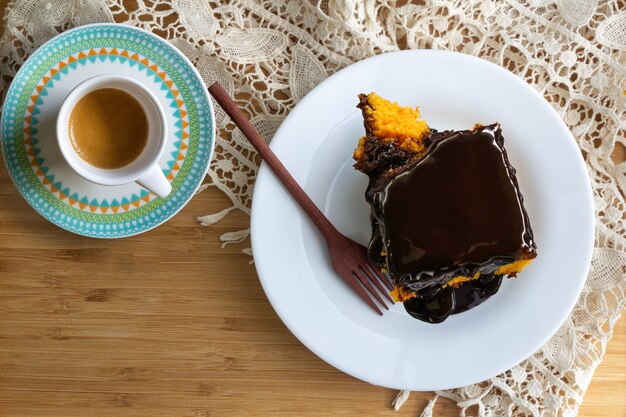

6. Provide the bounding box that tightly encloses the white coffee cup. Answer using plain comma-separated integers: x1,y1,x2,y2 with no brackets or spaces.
57,75,172,198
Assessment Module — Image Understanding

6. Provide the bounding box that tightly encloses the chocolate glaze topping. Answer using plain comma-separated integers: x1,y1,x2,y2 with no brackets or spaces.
366,124,536,323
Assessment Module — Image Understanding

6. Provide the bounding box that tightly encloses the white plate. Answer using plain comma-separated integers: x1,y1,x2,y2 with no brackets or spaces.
250,50,594,390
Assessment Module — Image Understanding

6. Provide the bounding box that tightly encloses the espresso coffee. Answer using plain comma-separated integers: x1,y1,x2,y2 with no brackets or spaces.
68,88,148,169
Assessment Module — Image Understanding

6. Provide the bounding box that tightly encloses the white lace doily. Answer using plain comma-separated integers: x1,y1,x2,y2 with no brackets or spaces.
1,1,624,416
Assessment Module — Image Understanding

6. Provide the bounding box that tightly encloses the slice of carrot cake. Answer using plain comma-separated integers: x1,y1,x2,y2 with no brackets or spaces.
354,93,537,323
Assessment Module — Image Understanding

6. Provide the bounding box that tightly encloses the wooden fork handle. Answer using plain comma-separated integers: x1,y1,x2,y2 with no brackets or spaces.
208,82,339,242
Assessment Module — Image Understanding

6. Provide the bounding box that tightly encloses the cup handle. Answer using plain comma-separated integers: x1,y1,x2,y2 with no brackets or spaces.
136,164,172,198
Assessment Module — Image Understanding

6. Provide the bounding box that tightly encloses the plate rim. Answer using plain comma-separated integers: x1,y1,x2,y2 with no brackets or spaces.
250,49,595,390
0,22,216,239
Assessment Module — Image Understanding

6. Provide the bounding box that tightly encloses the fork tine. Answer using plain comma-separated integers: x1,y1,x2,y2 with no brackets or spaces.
364,262,395,293
360,265,394,304
343,273,383,315
357,246,394,292
354,269,389,310
365,261,394,291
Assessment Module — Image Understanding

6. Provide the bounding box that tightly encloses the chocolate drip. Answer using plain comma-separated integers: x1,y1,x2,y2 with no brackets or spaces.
402,274,504,323
365,124,536,323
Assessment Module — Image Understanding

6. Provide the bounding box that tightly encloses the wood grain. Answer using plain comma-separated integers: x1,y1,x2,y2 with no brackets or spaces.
0,2,623,416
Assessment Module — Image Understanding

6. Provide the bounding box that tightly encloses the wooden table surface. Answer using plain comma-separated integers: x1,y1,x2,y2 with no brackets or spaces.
0,3,624,416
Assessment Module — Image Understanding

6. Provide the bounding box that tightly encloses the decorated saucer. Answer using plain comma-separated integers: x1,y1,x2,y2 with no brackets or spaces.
0,23,215,238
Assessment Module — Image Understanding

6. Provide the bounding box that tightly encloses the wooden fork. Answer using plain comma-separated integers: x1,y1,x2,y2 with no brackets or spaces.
208,82,394,315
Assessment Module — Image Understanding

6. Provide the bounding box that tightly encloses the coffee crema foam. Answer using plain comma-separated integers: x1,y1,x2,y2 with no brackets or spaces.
68,88,148,169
